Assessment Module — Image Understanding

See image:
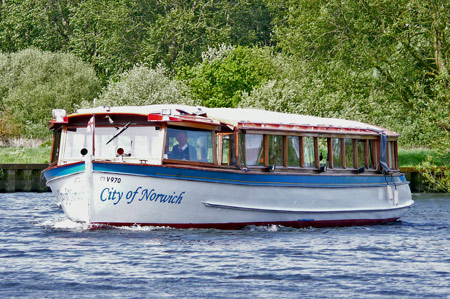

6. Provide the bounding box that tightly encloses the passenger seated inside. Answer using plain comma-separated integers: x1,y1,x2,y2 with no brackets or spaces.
168,130,197,160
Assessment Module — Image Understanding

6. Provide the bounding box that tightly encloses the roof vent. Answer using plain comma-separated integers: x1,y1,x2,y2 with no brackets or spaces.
194,107,207,116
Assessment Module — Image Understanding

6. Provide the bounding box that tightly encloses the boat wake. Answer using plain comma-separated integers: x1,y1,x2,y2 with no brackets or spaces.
245,224,281,232
113,224,175,231
36,218,89,231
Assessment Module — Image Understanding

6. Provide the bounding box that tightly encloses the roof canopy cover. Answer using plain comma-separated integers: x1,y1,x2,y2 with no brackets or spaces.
74,105,398,136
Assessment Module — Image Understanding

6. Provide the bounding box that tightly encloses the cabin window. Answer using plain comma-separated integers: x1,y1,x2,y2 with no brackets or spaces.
62,127,93,161
331,138,343,168
238,134,246,166
393,141,398,169
287,136,300,167
318,138,328,167
386,141,391,168
344,138,354,168
357,140,366,168
94,126,163,164
217,133,236,166
303,136,315,168
268,135,284,166
387,141,397,169
51,128,62,164
244,134,265,166
235,133,385,172
369,140,378,169
166,127,213,163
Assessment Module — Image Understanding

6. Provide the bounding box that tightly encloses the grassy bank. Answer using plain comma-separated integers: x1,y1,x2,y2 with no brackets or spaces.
398,148,447,167
0,146,51,164
0,145,442,167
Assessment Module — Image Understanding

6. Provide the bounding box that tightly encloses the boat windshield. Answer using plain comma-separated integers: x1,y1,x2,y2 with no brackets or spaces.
60,125,164,164
62,127,92,162
95,126,163,164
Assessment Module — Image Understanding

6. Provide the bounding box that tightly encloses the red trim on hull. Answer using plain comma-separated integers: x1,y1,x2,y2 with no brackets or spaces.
91,218,400,230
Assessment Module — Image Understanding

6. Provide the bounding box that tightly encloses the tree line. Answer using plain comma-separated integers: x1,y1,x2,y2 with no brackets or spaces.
1,0,449,152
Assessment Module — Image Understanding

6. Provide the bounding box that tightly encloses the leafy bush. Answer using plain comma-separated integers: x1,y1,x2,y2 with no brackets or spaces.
0,109,21,140
93,65,196,107
0,48,100,139
419,157,450,192
178,45,276,107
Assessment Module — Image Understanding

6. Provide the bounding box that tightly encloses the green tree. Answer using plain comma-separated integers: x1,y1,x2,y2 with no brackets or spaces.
1,0,274,81
178,45,276,107
0,0,72,52
68,0,156,83
0,0,158,83
268,0,450,147
143,0,273,69
0,48,100,139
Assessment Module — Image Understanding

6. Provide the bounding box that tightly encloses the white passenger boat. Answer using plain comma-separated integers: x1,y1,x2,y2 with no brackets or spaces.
42,105,413,229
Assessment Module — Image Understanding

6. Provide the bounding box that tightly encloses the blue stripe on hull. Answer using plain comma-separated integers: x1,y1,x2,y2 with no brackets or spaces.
43,162,85,181
94,162,406,188
43,162,407,188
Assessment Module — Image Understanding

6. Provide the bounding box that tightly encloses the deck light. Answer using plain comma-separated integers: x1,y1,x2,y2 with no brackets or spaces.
52,109,67,123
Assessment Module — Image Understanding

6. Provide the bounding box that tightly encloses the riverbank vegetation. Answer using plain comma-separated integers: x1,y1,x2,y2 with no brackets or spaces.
0,146,50,164
1,0,449,190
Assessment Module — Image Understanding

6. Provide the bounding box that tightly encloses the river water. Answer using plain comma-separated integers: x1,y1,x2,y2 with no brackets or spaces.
0,192,449,298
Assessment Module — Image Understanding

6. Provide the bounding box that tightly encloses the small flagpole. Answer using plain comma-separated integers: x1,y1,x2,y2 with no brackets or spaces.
85,113,96,225
92,114,96,158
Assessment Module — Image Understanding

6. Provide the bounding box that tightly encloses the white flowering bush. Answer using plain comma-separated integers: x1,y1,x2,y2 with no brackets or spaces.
94,65,197,107
200,44,235,63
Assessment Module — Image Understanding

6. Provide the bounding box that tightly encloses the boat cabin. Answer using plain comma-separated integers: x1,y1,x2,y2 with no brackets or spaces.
49,105,399,174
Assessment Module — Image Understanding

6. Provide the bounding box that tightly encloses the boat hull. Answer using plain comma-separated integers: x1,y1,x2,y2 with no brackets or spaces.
43,162,413,229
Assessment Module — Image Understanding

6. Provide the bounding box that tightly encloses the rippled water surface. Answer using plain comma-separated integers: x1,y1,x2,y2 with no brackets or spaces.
0,192,449,298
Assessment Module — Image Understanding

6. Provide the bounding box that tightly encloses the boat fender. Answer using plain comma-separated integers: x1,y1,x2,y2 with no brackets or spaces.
393,187,399,206
386,185,394,202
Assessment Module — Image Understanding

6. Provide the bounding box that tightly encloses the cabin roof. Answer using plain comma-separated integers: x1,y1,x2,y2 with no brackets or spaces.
74,105,398,136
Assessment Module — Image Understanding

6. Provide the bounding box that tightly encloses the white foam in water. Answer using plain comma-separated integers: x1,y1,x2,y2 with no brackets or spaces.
36,218,175,231
54,219,87,230
247,224,280,232
117,225,174,231
37,218,88,231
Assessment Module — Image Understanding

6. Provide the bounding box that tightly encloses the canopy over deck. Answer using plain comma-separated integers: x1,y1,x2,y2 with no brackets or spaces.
74,105,398,136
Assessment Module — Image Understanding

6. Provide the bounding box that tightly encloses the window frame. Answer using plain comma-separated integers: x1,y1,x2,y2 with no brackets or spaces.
164,126,217,165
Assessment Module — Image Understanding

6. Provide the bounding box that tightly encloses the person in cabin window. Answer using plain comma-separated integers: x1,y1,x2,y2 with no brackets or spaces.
168,130,197,160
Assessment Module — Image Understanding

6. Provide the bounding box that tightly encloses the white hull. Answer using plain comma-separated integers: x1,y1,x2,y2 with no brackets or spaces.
47,169,413,229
